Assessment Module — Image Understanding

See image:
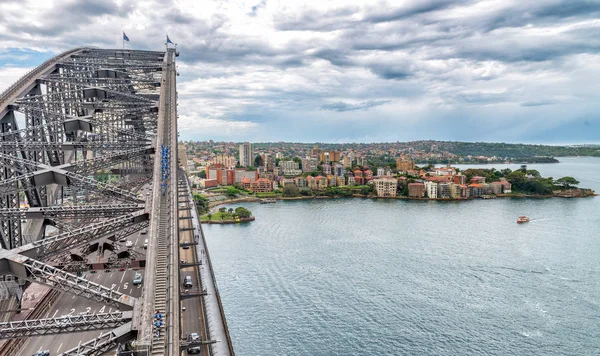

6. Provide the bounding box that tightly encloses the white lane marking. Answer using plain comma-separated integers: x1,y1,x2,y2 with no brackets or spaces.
120,271,126,283
38,346,43,352
129,288,132,294
52,309,58,318
135,237,139,245
72,294,76,299
97,275,101,280
56,343,63,353
110,273,113,278
109,308,112,313
117,287,120,293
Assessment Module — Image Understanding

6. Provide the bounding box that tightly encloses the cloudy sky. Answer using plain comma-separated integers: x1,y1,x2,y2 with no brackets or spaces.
1,0,599,144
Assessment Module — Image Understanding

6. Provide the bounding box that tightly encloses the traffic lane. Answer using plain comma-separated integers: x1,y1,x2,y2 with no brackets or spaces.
19,269,143,355
179,200,208,355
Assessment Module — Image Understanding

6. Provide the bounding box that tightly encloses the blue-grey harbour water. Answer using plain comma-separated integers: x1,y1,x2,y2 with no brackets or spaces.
204,157,600,356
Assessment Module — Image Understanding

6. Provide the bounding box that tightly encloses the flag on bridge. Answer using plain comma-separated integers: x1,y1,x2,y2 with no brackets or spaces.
166,35,174,44
123,32,130,42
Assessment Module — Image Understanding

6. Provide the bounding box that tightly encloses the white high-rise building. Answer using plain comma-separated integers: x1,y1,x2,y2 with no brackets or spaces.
425,181,438,198
239,142,253,167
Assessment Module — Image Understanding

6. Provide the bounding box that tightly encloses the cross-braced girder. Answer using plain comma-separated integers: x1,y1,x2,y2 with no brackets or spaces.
0,311,132,339
2,254,137,308
58,322,136,356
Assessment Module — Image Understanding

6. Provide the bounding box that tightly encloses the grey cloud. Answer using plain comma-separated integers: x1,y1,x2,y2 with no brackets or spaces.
369,65,413,80
249,0,267,17
364,0,469,23
274,6,359,31
320,100,390,112
520,100,556,107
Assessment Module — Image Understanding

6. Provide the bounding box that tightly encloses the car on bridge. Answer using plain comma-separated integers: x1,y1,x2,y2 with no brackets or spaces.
132,272,143,285
183,276,193,288
126,240,134,248
187,346,201,354
33,351,50,356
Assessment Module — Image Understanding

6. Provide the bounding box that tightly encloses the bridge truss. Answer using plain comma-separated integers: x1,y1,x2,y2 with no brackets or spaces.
0,48,177,354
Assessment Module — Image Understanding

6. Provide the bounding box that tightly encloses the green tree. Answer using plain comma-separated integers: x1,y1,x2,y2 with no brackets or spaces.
197,170,206,178
228,208,234,214
226,186,240,197
282,185,300,197
207,213,212,220
219,207,226,213
193,193,210,214
235,207,252,218
555,176,579,189
254,155,264,167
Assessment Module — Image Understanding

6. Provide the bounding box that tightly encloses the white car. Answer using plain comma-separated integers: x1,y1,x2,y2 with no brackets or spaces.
126,240,133,248
188,332,199,342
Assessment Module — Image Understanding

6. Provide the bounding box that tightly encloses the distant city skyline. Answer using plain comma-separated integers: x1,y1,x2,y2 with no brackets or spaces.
1,1,600,144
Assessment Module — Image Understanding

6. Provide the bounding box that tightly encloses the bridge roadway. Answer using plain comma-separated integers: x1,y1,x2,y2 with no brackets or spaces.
0,46,234,355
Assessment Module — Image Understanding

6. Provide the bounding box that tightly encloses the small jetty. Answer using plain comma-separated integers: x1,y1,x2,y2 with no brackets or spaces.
260,198,277,204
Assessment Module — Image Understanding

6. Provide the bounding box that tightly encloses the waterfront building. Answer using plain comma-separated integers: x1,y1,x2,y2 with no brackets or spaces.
396,157,415,172
239,142,253,167
322,164,332,175
336,176,345,187
438,183,451,198
354,170,364,185
459,184,470,198
374,177,398,197
469,184,484,197
364,170,373,180
408,182,425,198
327,175,337,187
377,167,385,177
425,181,438,198
249,178,273,193
347,175,356,186
281,178,296,187
306,176,317,189
334,164,344,177
295,177,307,188
449,183,461,198
275,152,284,159
315,175,328,189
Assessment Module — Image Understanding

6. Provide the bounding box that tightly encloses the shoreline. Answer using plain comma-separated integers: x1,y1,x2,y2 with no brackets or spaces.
201,191,596,209
201,216,255,224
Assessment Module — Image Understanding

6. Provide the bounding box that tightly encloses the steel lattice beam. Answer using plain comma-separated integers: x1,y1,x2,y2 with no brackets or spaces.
0,311,132,339
0,253,137,308
19,212,149,259
0,203,144,219
59,322,136,356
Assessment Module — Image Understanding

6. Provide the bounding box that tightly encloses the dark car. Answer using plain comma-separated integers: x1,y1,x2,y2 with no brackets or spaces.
187,346,201,354
33,351,50,356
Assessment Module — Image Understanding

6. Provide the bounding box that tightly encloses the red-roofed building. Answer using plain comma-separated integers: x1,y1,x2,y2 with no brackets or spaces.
249,178,272,193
